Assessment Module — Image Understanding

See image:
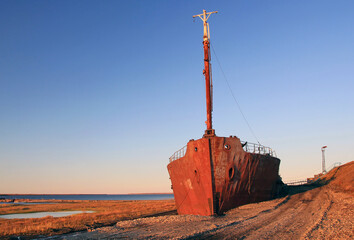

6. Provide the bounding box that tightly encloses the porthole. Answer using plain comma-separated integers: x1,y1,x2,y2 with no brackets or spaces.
224,144,231,150
194,147,198,152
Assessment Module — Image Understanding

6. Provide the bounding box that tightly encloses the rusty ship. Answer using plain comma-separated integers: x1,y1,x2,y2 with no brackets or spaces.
167,10,282,216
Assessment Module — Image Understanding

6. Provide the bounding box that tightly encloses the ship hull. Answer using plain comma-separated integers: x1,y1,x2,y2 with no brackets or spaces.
167,136,281,216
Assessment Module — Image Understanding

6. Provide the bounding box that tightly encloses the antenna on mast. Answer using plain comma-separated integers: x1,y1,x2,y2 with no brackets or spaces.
193,10,218,137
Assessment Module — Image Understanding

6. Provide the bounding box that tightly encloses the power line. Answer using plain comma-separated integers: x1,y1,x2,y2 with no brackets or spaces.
210,42,261,145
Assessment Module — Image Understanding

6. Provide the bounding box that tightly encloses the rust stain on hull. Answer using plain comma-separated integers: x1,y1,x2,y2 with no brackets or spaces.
167,136,281,216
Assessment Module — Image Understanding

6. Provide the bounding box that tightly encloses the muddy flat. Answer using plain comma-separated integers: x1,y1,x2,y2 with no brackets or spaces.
46,162,353,240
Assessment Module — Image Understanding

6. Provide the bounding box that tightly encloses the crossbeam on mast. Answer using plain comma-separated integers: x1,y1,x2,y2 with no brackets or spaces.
193,10,218,21
193,10,218,42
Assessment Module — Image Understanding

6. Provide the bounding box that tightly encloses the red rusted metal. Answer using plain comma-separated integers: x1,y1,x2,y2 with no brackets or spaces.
167,136,281,216
203,39,213,132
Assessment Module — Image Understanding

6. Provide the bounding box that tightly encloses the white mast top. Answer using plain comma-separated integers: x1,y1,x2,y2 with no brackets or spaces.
193,9,218,41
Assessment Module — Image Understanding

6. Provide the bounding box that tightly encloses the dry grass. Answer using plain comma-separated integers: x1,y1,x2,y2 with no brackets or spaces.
0,199,176,239
320,161,354,192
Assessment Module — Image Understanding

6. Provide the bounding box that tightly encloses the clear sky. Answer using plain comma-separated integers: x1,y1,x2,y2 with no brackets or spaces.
1,0,353,194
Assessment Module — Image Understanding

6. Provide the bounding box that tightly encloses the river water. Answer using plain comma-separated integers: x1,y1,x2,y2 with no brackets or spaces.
0,194,174,201
0,211,95,219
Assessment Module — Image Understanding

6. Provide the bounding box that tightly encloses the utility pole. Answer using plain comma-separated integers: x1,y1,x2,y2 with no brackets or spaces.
321,146,327,173
193,10,217,137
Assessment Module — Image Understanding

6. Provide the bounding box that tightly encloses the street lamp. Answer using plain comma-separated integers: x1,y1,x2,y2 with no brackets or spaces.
321,146,327,174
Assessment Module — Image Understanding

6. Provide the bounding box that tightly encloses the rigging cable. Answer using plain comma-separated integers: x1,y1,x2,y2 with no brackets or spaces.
210,42,261,145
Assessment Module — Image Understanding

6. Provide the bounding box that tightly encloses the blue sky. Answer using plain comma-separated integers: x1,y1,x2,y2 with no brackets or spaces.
1,0,353,193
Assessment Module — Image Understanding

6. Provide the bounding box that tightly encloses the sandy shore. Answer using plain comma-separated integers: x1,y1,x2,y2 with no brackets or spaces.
42,162,353,240
41,185,352,239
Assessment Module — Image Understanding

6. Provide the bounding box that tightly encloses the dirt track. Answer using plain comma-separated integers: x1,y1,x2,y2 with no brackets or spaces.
47,163,353,240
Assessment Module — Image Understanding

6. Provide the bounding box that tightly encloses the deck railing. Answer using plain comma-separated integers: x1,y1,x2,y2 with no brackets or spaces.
169,145,187,163
169,140,277,163
284,180,308,186
241,141,277,157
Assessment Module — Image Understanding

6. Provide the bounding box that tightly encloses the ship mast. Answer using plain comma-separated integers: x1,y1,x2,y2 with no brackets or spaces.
193,10,218,137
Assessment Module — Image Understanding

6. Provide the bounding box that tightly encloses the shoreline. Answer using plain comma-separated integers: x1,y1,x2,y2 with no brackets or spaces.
0,193,174,202
0,193,173,196
2,162,352,239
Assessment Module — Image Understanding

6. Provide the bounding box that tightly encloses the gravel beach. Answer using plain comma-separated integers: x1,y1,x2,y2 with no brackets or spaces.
45,162,353,240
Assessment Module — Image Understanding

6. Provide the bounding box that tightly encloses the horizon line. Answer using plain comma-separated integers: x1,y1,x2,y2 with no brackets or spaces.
0,192,174,195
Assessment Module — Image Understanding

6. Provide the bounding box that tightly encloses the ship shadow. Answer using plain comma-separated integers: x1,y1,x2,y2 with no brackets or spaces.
279,183,322,197
212,182,325,218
